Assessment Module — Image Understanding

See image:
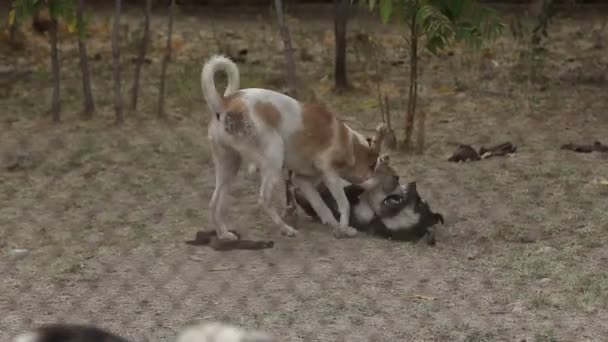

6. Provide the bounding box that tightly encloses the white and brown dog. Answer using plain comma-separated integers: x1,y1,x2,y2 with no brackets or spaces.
201,55,386,240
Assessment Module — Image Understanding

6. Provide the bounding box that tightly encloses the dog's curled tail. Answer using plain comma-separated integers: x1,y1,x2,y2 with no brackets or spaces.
201,55,240,115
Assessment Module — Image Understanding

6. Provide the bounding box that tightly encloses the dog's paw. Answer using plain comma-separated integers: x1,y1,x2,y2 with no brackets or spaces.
217,231,239,240
280,225,299,237
333,226,358,238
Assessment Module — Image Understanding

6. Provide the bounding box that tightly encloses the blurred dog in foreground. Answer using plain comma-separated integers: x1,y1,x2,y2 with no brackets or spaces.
13,322,275,342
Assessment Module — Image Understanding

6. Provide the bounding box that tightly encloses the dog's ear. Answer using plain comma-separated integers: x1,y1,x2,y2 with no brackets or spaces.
370,123,388,153
378,153,390,165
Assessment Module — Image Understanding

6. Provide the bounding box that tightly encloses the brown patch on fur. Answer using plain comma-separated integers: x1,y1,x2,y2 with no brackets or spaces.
254,101,282,129
222,93,251,135
352,138,380,181
330,122,353,171
289,103,334,160
327,123,380,183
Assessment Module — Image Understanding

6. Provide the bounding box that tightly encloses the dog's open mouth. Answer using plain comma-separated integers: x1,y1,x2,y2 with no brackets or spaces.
383,194,404,206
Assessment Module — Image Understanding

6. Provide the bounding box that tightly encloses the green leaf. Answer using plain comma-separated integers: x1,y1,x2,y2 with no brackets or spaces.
8,9,16,26
379,0,392,24
13,0,40,22
368,0,377,11
48,0,61,19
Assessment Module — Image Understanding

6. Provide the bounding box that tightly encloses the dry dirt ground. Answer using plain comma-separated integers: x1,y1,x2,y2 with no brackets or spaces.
1,3,608,342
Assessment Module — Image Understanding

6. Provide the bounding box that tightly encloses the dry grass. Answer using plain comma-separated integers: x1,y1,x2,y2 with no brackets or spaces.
1,4,608,342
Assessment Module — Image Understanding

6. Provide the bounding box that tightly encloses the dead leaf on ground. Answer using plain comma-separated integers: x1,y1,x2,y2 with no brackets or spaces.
597,179,608,185
437,84,456,94
412,294,437,301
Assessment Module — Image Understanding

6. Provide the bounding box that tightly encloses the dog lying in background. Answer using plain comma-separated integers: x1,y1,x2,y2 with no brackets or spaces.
448,142,517,162
13,322,275,342
291,155,444,245
201,55,386,240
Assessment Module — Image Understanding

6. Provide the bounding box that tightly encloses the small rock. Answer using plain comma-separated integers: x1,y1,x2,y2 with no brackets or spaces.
537,246,555,254
299,48,314,62
539,278,551,284
9,248,30,259
5,153,35,172
512,303,525,314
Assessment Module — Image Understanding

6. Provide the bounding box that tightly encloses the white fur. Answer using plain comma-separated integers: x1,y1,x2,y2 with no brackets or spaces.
176,322,275,342
353,200,376,224
351,181,421,231
382,207,421,231
13,332,38,342
201,55,240,114
202,55,378,239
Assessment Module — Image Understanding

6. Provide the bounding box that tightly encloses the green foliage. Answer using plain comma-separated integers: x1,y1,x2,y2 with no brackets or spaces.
9,0,41,24
366,0,505,54
531,0,556,44
8,0,81,35
379,0,392,24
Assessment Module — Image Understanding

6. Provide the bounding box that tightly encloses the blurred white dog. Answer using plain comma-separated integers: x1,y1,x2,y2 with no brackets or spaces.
176,322,275,342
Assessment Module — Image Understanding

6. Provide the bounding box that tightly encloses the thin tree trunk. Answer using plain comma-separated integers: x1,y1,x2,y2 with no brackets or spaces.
77,0,95,119
403,2,418,148
333,0,349,90
384,95,397,150
157,0,175,119
273,0,297,98
112,0,124,123
49,17,61,122
9,19,18,47
131,0,152,111
416,109,425,154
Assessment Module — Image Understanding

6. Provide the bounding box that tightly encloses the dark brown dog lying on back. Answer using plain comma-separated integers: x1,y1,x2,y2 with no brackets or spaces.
290,156,444,245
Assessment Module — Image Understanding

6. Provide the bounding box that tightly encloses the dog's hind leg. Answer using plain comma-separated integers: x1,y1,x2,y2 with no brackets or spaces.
209,142,242,240
258,139,299,237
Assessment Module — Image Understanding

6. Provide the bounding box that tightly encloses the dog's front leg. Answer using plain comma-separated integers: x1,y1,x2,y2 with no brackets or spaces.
323,174,358,238
291,175,340,227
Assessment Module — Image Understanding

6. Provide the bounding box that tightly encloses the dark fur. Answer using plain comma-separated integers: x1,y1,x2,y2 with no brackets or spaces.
561,141,608,153
479,142,517,159
448,142,517,162
22,324,130,342
293,181,444,244
448,144,480,162
372,182,444,244
186,230,274,251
